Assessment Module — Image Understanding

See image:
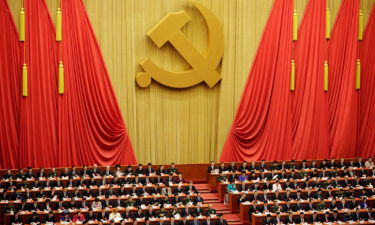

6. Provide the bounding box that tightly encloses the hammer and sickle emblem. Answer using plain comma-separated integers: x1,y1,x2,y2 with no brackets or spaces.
136,0,224,88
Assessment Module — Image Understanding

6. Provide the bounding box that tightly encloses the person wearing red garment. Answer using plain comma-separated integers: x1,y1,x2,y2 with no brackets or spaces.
72,211,85,223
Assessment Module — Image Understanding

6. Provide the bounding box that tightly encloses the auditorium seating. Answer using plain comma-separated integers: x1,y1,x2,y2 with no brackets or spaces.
0,164,222,224
207,158,375,225
1,158,375,224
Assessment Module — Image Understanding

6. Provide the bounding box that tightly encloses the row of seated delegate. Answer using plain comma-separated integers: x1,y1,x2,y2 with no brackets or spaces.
236,188,374,202
8,206,224,224
208,158,374,173
217,168,375,183
259,209,375,224
0,182,198,200
2,193,204,211
225,176,375,192
1,163,182,184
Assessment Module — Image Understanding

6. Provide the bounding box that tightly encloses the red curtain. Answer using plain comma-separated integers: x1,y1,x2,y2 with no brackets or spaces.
58,0,136,166
358,5,375,158
0,0,136,169
220,0,293,161
220,0,369,162
0,0,22,169
19,0,59,168
290,0,329,159
327,0,359,158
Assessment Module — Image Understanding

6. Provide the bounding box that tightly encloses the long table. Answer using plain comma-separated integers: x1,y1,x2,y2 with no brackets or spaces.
240,201,374,225
5,204,211,224
228,187,373,213
250,209,375,225
217,175,374,200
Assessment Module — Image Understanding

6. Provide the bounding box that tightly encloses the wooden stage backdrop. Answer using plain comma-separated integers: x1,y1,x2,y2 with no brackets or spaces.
7,0,375,164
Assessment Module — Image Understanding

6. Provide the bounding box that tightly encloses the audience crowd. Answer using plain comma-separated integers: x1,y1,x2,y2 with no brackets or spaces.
0,163,222,225
209,158,375,224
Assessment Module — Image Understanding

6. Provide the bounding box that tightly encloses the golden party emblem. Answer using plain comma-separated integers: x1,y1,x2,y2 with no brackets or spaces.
136,0,224,88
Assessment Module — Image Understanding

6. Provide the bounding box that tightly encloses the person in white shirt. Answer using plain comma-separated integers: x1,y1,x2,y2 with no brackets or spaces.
91,198,102,211
272,181,282,192
365,158,374,168
109,208,122,222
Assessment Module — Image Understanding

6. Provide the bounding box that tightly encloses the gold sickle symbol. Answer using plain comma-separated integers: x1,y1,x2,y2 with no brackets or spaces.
136,0,224,88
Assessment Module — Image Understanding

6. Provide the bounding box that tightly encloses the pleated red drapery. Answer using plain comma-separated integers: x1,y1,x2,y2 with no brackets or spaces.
58,0,136,166
290,0,329,159
327,0,359,158
0,0,136,169
220,0,293,161
19,0,59,168
220,0,373,162
358,5,375,158
0,0,22,169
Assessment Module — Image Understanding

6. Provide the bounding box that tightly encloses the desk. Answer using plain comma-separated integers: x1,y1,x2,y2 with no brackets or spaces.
218,176,374,202
250,209,374,225
5,204,211,224
208,174,218,192
240,201,374,225
228,187,374,213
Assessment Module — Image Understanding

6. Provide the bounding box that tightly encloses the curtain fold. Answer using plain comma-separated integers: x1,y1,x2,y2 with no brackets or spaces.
327,0,359,158
290,0,329,160
358,5,375,158
19,0,59,168
58,0,136,166
0,0,22,169
220,0,293,161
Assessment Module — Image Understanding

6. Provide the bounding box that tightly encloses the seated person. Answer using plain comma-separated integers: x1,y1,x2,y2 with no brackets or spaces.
218,163,227,173
122,208,134,220
85,210,98,222
125,165,134,175
226,181,237,193
27,212,41,224
109,208,123,222
3,169,13,180
135,164,145,176
48,168,57,178
26,167,35,179
284,212,295,224
238,181,249,192
363,207,374,221
80,165,90,177
91,164,101,177
157,165,168,175
60,168,70,178
102,166,114,177
344,210,355,222
146,163,155,176
208,161,217,173
238,171,248,182
91,198,102,211
135,208,145,219
185,181,197,194
72,211,85,223
238,192,250,204
225,162,236,172
168,163,179,174
60,212,72,223
322,212,333,223
263,214,275,225
365,157,374,168
309,211,322,223
70,166,78,177
10,211,22,225
175,173,184,183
